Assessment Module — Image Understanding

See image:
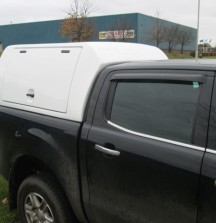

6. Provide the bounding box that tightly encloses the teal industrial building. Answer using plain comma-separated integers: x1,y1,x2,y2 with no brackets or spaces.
0,13,196,52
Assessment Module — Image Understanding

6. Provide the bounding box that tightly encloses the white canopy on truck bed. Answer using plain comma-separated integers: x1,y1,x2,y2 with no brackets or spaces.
0,42,168,121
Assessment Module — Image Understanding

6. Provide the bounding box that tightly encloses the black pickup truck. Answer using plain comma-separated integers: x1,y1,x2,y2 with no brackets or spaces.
0,43,216,223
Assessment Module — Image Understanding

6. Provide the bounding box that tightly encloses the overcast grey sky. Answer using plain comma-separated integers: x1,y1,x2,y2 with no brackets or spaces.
0,0,215,45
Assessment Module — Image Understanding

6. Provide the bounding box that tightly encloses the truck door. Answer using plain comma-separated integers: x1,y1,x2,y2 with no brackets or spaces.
198,73,216,223
84,70,213,223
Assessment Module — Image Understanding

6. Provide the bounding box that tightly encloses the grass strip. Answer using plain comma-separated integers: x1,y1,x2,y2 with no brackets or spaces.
0,176,19,223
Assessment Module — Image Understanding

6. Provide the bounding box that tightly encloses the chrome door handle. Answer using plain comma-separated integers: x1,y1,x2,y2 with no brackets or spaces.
95,144,120,156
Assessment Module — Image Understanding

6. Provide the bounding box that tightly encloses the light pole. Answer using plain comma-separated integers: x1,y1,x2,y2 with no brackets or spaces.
195,0,201,59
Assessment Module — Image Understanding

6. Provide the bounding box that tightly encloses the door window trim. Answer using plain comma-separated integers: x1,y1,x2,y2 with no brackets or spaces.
107,120,205,152
206,148,216,154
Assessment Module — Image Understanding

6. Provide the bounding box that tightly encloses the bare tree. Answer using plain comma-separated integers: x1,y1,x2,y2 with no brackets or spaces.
60,0,96,42
147,12,165,47
163,24,179,53
177,27,194,54
107,17,134,42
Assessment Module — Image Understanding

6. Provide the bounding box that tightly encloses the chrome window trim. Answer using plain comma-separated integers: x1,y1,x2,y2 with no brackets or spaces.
107,121,205,152
206,149,216,155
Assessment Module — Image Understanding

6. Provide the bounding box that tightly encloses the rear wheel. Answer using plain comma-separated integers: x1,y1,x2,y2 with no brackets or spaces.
17,173,74,223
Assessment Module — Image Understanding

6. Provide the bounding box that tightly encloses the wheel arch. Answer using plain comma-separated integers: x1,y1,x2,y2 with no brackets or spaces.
8,155,71,213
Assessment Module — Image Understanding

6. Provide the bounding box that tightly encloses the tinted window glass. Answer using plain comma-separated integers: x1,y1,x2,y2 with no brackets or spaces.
110,80,200,144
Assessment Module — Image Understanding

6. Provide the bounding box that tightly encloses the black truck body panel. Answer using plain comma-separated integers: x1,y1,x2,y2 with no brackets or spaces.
0,106,87,222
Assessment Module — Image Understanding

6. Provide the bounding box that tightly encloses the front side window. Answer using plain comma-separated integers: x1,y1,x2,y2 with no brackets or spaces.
109,80,201,144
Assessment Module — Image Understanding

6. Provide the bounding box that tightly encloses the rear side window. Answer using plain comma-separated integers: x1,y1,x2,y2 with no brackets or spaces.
109,80,201,144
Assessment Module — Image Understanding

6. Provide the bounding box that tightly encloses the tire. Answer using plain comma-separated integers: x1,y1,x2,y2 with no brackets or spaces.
17,173,75,223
